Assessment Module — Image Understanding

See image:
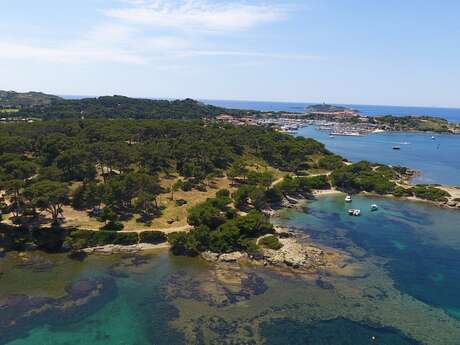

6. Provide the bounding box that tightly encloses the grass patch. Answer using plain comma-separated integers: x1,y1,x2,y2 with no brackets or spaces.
0,108,19,114
259,235,283,250
63,177,235,232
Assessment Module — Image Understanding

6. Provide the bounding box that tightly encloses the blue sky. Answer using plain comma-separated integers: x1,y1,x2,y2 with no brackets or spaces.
1,0,459,107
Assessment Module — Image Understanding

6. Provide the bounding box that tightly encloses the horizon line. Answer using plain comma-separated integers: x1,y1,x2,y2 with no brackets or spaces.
56,93,460,111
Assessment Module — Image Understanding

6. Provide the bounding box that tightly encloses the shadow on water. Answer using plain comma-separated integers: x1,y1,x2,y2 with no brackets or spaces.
261,318,421,345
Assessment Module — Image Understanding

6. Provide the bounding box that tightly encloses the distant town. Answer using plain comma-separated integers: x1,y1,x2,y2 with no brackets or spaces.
214,103,460,136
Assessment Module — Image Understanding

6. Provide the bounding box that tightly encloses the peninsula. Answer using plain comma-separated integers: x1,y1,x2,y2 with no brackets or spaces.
1,93,458,267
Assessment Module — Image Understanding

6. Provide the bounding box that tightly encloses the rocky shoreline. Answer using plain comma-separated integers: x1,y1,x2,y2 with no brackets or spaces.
82,243,169,255
200,225,340,272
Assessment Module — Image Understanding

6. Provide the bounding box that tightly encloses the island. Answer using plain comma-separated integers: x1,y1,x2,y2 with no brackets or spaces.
1,92,459,266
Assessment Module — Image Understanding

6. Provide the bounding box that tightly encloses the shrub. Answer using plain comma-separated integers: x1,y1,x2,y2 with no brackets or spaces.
168,232,200,256
318,155,343,170
411,185,450,202
393,186,413,197
64,229,138,249
100,221,124,232
259,235,283,250
32,226,67,252
139,231,167,244
331,161,396,194
298,175,330,190
181,181,194,192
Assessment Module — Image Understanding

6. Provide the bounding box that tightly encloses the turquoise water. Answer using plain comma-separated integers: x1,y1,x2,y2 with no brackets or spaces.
297,126,460,185
3,196,460,344
278,195,460,318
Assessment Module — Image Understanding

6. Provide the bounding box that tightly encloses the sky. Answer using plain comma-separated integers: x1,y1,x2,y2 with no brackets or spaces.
1,0,459,107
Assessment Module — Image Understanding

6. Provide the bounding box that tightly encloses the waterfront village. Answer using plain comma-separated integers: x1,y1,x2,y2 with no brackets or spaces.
215,105,387,137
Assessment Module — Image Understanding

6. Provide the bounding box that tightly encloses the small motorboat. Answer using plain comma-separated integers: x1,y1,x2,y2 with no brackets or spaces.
348,209,361,216
371,204,379,211
431,136,436,140
392,146,401,150
345,195,352,203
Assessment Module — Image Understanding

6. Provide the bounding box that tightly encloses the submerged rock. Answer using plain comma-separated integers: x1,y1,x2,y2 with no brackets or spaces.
0,277,117,344
164,267,267,307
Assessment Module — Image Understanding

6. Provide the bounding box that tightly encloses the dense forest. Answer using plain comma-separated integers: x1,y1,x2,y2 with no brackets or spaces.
0,118,451,256
3,95,257,120
0,119,326,228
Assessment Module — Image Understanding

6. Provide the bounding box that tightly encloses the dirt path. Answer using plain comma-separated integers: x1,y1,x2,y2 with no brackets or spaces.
119,225,193,234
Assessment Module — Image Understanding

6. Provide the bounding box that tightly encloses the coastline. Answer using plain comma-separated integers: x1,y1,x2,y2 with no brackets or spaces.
78,183,460,262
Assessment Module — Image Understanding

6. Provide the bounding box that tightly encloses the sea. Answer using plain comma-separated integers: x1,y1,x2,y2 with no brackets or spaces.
206,100,460,186
2,98,459,345
2,195,460,345
205,99,460,124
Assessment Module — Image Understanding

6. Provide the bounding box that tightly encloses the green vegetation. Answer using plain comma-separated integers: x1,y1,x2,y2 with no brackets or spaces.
330,162,451,202
259,235,283,250
318,155,344,170
168,191,273,256
0,118,329,253
0,90,61,108
64,229,138,250
0,221,167,252
371,115,457,133
0,108,19,113
331,161,397,194
410,185,450,202
304,104,352,113
9,95,258,120
139,231,167,244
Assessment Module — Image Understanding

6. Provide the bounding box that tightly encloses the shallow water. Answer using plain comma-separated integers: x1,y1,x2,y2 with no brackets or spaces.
2,196,460,344
276,195,460,318
297,126,460,185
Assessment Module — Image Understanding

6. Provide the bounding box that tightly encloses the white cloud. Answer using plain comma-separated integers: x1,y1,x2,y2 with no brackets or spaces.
106,0,286,32
179,50,322,60
0,41,146,64
0,2,319,66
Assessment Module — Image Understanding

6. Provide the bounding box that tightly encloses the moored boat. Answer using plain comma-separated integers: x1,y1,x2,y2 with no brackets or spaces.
348,209,361,216
371,204,378,211
345,195,352,203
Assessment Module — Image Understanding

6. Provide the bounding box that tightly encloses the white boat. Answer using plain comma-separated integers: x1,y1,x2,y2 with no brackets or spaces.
348,209,361,216
330,132,361,137
371,204,378,211
345,195,352,203
431,136,436,140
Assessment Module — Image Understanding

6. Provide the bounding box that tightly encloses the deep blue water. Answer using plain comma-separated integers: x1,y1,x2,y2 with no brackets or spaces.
261,318,421,345
205,99,460,123
62,96,460,123
279,195,460,320
297,126,460,186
